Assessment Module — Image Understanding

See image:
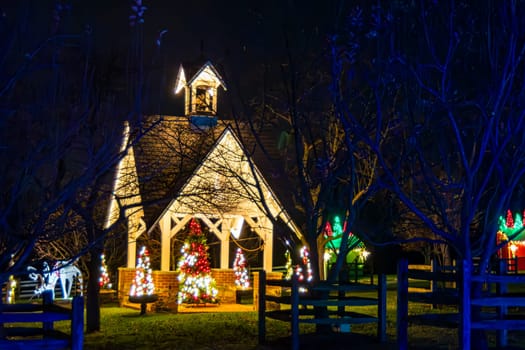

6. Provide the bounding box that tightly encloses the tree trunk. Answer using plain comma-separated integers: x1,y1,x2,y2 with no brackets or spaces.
470,281,488,350
86,246,102,333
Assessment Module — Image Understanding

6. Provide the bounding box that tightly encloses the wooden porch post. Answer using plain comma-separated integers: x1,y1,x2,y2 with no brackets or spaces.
220,219,231,269
262,219,273,272
127,227,136,268
160,215,171,271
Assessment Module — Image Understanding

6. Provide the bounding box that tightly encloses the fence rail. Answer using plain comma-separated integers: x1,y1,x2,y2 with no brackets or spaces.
397,258,525,350
0,290,84,350
258,270,386,350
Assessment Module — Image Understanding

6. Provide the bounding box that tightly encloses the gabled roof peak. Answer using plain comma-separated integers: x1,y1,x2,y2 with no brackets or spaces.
174,60,227,118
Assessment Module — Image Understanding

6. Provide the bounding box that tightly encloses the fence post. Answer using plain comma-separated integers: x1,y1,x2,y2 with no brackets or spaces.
431,258,438,293
497,259,508,348
42,290,54,333
378,273,387,342
291,273,300,350
459,259,471,350
258,270,266,345
71,296,84,350
397,258,408,350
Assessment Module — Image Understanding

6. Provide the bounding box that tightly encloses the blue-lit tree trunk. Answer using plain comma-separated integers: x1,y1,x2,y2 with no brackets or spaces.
330,1,525,348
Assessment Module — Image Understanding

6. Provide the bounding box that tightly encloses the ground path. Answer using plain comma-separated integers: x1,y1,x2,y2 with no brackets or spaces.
178,303,254,313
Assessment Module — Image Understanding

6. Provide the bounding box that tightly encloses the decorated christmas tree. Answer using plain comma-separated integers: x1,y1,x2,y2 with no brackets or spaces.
99,253,112,289
233,248,250,289
129,246,156,299
284,250,294,280
177,218,219,304
295,246,313,283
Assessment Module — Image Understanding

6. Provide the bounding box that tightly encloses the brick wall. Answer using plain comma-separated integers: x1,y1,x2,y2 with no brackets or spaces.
118,268,179,312
253,271,283,311
118,268,254,310
211,269,236,303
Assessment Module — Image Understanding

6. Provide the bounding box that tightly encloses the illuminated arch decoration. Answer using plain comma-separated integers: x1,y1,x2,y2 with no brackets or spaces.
496,209,525,272
323,215,369,278
323,216,367,258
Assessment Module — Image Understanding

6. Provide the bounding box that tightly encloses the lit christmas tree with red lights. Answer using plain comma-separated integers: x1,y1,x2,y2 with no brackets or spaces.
177,218,219,304
295,246,313,283
233,248,250,289
99,253,112,289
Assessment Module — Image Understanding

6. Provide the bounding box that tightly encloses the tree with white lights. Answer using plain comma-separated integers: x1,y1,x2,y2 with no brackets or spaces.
233,248,250,289
177,219,219,304
129,246,155,298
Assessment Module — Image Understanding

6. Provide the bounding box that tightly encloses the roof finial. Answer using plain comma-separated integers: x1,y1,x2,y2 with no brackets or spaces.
200,39,205,59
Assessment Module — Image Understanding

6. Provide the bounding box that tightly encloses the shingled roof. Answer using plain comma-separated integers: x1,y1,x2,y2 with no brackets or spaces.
129,114,303,235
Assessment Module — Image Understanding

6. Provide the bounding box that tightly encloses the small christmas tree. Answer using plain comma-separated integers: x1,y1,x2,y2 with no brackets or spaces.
295,246,313,283
284,250,293,280
233,248,250,289
129,246,156,299
177,218,219,304
99,253,112,289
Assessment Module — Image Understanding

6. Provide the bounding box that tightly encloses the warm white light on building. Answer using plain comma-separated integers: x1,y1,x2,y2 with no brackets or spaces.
324,251,332,261
510,244,518,258
230,216,244,239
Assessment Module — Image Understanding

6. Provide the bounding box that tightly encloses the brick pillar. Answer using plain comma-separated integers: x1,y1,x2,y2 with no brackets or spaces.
211,269,236,303
253,271,283,311
118,267,179,313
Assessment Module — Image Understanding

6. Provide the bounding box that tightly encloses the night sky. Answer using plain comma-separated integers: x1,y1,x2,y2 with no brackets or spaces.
94,0,336,115
2,0,339,115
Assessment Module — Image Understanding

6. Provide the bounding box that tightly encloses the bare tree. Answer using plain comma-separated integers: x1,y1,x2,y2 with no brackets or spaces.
221,1,391,283
0,0,158,333
331,1,525,346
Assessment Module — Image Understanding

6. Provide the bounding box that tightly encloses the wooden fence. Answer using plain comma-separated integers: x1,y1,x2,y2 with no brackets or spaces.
397,258,525,350
258,270,386,350
397,258,459,349
2,276,83,303
0,290,83,350
469,260,525,348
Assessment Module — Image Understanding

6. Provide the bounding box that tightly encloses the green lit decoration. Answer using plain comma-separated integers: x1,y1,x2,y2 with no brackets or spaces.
498,209,525,241
324,216,364,251
496,209,525,272
323,215,368,266
284,250,293,280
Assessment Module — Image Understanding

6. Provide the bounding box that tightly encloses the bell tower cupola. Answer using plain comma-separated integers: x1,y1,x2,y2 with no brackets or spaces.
174,60,227,129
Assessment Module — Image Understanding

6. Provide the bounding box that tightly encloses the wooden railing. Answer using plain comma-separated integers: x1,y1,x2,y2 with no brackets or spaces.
397,258,459,349
258,270,387,350
397,258,525,350
0,291,83,350
470,260,525,348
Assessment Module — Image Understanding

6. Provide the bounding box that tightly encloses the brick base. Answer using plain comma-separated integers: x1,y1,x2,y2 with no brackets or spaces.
118,268,257,311
118,268,179,312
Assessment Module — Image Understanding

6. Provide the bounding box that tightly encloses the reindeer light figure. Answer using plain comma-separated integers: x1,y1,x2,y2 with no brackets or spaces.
28,261,83,299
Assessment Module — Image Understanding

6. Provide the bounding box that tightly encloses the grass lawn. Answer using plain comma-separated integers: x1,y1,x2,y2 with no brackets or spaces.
83,307,269,350
79,305,523,349
48,277,525,349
